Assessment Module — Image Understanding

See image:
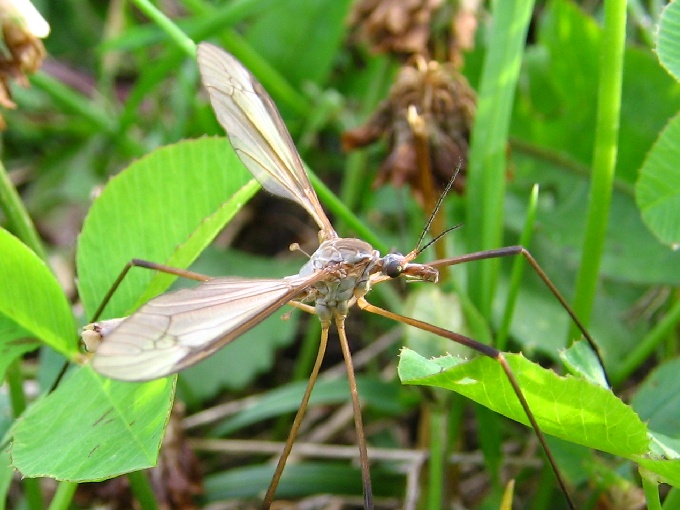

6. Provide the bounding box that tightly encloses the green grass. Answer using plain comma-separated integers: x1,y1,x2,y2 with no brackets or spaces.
2,1,680,509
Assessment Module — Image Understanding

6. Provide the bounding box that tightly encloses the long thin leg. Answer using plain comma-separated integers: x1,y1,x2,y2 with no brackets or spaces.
335,316,374,510
357,297,576,510
261,325,330,509
91,259,212,321
428,245,608,383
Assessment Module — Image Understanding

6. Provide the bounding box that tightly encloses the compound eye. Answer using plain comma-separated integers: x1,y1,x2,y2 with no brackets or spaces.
383,254,404,278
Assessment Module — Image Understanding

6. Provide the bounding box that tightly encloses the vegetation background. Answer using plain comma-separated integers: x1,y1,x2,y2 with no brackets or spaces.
1,0,680,509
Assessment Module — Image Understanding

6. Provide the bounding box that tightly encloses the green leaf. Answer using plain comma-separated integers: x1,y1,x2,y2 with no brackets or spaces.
11,367,175,481
76,137,259,320
560,340,609,388
657,0,680,83
398,349,648,458
635,112,680,247
0,228,75,358
511,0,602,181
62,139,261,481
399,349,680,486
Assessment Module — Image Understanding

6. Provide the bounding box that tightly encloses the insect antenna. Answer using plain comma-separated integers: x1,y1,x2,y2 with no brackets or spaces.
413,165,460,255
417,223,463,256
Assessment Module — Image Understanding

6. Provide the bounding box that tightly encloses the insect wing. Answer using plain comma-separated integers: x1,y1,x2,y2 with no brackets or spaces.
197,42,335,239
91,274,320,381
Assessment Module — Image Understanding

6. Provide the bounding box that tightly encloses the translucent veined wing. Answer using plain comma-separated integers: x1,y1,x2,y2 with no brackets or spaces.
197,42,336,240
91,273,323,381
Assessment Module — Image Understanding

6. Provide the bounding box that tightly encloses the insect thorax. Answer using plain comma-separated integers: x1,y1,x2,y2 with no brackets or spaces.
299,238,380,323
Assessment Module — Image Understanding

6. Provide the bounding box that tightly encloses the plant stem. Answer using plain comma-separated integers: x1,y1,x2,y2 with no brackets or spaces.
128,470,159,510
426,405,445,509
339,56,393,215
641,469,662,510
0,160,46,261
131,0,196,56
6,362,43,510
47,482,77,510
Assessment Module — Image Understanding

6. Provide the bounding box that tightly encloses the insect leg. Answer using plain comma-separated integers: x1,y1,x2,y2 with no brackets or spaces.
91,259,211,322
286,300,316,314
429,245,608,384
261,324,330,509
335,316,374,510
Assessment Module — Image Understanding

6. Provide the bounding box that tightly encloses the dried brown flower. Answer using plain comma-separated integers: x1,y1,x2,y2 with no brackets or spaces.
342,58,476,202
348,0,442,57
0,0,49,129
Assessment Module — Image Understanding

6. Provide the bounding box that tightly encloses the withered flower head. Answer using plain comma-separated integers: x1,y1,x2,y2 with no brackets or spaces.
0,0,49,129
348,0,443,57
342,58,476,202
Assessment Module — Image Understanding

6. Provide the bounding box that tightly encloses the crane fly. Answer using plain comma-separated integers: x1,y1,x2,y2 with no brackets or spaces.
84,42,604,509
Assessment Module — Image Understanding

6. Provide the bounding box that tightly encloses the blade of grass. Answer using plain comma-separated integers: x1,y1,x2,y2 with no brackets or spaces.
339,56,394,214
101,0,278,53
29,73,145,157
465,0,534,318
426,404,446,509
6,362,43,510
567,0,627,344
47,481,77,510
128,470,159,510
496,184,539,352
0,160,45,261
